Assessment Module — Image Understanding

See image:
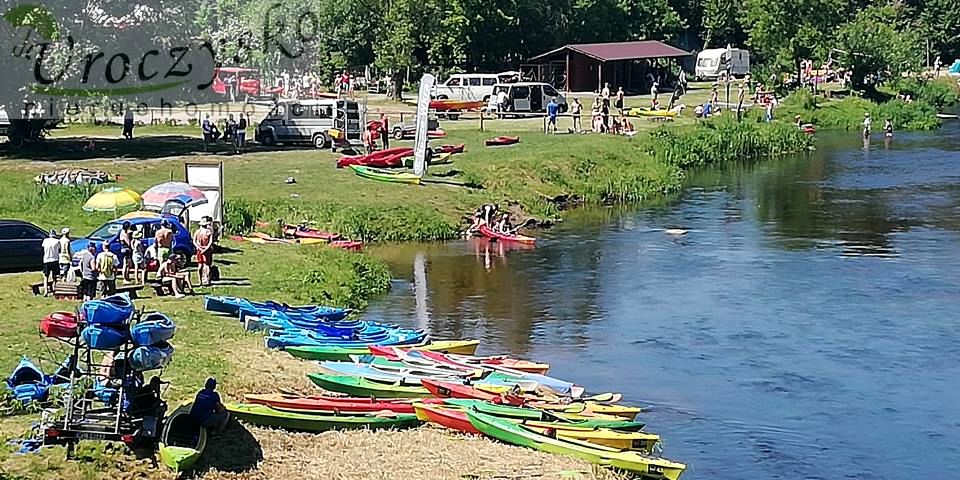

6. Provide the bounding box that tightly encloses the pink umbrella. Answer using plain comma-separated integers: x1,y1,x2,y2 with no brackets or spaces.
141,182,208,209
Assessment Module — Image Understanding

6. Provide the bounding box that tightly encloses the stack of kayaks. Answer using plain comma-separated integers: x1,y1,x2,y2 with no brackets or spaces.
129,313,177,371
336,147,413,169
79,295,134,350
203,295,427,351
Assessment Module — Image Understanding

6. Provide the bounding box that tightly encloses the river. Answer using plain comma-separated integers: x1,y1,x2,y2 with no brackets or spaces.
364,122,960,479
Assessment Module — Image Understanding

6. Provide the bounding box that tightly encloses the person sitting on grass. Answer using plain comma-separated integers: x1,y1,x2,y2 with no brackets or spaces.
190,377,230,434
158,254,193,298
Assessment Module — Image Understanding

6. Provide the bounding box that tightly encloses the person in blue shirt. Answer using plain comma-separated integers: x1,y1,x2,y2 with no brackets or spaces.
546,97,560,134
190,377,230,433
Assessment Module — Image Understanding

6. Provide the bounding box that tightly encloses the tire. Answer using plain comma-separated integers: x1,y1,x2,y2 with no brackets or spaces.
448,112,460,121
260,131,276,146
393,128,405,140
313,134,328,149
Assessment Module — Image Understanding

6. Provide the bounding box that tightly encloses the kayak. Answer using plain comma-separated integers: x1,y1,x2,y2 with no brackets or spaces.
370,346,549,374
337,147,414,169
317,362,486,386
349,165,421,185
413,402,480,434
478,224,536,245
81,324,128,350
264,329,427,350
203,296,351,322
130,312,176,346
79,294,134,325
129,342,175,371
484,136,520,146
530,401,641,420
467,410,685,479
421,379,504,402
159,403,206,472
623,107,677,118
40,311,78,338
282,224,341,241
308,374,433,398
245,393,418,414
5,357,50,404
404,152,453,167
330,240,363,251
226,403,421,432
441,399,639,428
430,99,486,111
436,144,465,155
284,339,481,361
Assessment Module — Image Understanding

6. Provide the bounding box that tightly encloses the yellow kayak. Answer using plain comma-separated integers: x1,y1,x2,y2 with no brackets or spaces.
624,107,677,118
531,401,641,420
523,423,660,452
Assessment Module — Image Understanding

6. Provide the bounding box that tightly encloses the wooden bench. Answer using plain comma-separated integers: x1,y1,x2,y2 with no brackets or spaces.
29,281,144,300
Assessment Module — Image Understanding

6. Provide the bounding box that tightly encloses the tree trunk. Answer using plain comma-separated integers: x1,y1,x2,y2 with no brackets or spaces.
390,71,405,101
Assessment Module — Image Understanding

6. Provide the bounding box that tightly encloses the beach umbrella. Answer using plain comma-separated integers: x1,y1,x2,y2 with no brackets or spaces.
141,182,208,209
82,187,141,213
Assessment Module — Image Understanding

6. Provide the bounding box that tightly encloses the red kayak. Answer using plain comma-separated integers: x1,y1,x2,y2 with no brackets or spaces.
430,99,486,111
282,224,341,241
478,224,536,245
40,312,78,338
427,130,447,138
802,125,816,134
330,240,363,251
485,136,520,147
245,393,418,414
415,403,480,434
421,379,505,402
336,147,414,168
436,144,465,155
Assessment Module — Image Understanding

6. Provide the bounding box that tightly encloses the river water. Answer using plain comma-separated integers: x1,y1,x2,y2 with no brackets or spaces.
364,123,960,479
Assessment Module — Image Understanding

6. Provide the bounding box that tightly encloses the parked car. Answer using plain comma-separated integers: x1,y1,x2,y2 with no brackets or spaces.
0,219,48,271
486,82,567,114
433,72,520,103
256,99,364,150
71,214,195,264
391,116,441,140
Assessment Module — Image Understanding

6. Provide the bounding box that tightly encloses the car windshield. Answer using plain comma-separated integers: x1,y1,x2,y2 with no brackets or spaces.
87,222,123,241
698,58,719,67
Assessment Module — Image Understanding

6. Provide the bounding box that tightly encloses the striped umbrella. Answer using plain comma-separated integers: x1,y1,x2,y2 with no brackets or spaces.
142,182,208,209
82,187,142,213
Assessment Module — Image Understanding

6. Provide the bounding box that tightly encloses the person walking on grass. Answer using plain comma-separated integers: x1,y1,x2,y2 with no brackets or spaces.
193,218,214,287
615,86,625,116
546,97,560,134
201,114,214,152
41,230,60,296
122,108,134,140
497,88,510,118
96,241,119,297
225,115,237,153
570,98,582,133
190,378,230,433
118,221,133,283
78,243,97,301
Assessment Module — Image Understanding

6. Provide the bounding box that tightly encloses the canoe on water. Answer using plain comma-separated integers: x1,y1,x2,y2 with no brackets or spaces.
159,403,207,472
467,410,686,479
285,339,480,361
349,165,421,185
245,393,418,414
478,224,536,245
226,403,421,432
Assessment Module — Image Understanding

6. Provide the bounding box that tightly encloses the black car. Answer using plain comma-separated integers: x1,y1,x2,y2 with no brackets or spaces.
0,219,48,271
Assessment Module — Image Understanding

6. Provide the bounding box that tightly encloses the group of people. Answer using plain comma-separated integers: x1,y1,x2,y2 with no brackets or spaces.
467,204,520,235
39,217,216,300
201,113,248,154
584,84,638,135
361,113,391,153
862,113,894,140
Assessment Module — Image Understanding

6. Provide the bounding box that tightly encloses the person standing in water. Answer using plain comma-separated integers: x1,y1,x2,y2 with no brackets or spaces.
862,113,872,139
884,118,893,138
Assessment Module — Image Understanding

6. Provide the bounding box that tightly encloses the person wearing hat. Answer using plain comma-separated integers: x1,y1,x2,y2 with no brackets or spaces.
189,377,230,433
193,218,214,287
58,227,72,279
41,230,61,296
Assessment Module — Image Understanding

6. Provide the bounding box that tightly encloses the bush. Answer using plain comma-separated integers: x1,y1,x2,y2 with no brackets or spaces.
892,78,959,109
223,198,260,235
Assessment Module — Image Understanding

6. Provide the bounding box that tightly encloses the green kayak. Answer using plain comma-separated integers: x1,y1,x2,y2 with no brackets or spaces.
441,399,645,431
158,403,206,472
286,340,481,362
349,165,421,185
226,403,421,432
467,410,686,480
308,373,433,398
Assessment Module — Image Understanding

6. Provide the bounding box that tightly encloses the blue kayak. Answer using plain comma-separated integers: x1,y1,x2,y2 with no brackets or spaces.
81,324,129,350
80,294,134,325
130,312,176,346
204,296,351,321
265,329,427,350
130,342,175,371
5,357,50,404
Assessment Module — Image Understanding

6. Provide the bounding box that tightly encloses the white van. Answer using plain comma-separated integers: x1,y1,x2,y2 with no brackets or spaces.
487,82,567,114
695,48,750,80
433,72,521,103
255,99,364,149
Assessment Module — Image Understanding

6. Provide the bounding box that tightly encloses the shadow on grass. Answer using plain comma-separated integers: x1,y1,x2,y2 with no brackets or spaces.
195,418,263,475
0,136,314,162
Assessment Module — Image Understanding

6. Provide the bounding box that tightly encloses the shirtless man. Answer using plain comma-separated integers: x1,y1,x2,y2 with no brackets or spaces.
155,220,174,263
193,218,214,286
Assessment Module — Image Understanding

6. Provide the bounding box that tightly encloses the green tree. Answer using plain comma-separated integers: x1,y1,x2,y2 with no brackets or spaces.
701,0,744,48
834,4,922,90
742,0,848,72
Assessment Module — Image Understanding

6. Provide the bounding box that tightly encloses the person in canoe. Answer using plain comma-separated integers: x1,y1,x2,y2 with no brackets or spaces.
494,213,517,234
190,377,230,433
480,203,499,225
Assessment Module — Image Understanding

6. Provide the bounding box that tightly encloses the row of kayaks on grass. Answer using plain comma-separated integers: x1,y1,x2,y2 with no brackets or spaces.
284,339,480,361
